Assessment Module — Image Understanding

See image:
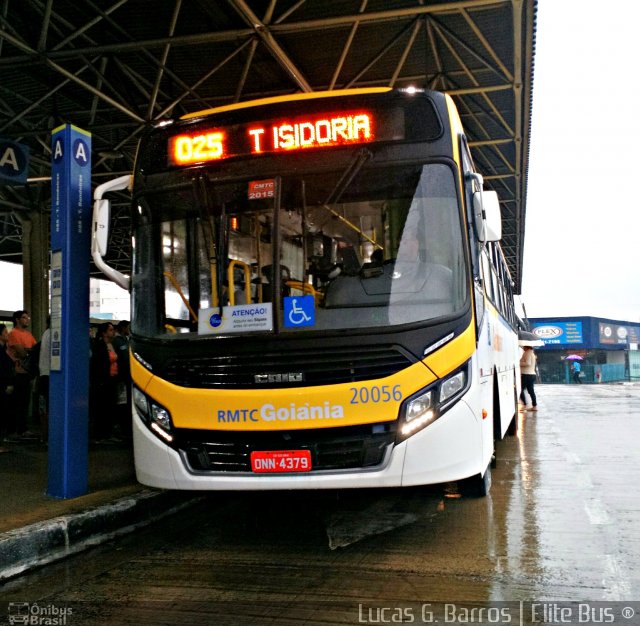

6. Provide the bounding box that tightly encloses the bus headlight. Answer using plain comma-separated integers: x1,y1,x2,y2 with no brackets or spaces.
402,390,437,437
406,390,434,421
440,370,466,403
133,386,175,443
133,386,149,417
151,405,172,431
398,363,470,441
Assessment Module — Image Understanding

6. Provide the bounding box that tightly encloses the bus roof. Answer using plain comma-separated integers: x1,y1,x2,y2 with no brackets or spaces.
180,87,392,121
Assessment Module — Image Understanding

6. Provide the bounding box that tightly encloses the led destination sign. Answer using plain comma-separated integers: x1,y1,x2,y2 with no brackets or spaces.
168,110,376,166
141,94,444,175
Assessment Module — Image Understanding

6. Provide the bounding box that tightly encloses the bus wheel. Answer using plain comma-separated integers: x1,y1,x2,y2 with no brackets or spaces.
492,376,501,441
461,464,492,497
506,414,518,436
506,385,518,436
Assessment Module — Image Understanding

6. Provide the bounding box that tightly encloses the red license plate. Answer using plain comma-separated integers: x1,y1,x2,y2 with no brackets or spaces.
250,450,312,473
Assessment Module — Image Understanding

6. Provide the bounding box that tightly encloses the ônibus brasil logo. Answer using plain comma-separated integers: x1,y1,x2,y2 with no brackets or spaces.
8,602,73,625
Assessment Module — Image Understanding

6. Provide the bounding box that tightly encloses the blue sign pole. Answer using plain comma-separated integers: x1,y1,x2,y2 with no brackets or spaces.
48,124,92,499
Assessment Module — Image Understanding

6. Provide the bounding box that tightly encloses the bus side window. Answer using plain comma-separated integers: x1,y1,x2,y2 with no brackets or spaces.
480,250,493,302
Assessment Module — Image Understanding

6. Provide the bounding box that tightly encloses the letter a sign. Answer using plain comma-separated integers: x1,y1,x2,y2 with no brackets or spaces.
0,138,29,184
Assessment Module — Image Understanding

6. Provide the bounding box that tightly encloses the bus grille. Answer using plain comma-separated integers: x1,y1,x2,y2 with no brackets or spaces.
178,425,396,473
163,346,414,389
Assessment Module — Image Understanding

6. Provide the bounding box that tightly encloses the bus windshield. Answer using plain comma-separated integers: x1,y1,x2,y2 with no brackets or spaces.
131,160,467,338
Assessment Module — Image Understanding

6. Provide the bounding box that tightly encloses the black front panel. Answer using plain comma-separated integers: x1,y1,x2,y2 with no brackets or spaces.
163,344,414,389
178,422,396,473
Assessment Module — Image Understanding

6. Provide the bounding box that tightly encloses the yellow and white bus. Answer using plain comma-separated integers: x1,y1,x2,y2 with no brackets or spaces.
92,87,520,495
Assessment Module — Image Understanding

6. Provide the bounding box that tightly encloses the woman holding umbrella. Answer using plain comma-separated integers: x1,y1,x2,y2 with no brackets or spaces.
518,331,541,412
568,356,583,384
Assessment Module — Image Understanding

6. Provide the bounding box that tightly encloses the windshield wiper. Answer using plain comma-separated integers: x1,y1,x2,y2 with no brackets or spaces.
194,174,225,313
318,148,381,250
323,147,372,205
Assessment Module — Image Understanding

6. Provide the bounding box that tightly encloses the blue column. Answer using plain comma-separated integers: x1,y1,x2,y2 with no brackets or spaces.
47,125,92,499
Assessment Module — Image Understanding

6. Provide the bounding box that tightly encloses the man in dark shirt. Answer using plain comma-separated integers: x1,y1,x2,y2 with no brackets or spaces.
7,311,37,438
0,324,16,447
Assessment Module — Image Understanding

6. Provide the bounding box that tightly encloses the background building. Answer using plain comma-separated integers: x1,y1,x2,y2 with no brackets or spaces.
89,278,130,322
530,316,640,383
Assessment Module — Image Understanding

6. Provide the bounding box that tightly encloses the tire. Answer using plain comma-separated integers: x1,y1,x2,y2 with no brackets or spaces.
492,376,501,441
506,373,518,436
461,464,492,497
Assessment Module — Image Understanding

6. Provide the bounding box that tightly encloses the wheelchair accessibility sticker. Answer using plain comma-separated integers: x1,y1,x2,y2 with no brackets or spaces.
284,296,314,328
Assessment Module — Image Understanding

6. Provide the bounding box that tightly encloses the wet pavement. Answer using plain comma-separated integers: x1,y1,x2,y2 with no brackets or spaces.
512,383,640,600
0,440,138,534
1,383,639,624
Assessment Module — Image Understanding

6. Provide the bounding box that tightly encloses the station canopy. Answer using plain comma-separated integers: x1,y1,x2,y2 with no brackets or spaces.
0,0,536,291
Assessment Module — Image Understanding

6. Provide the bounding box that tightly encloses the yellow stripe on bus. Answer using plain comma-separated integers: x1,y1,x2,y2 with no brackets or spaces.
423,320,475,378
131,355,154,390
136,358,435,432
130,319,476,434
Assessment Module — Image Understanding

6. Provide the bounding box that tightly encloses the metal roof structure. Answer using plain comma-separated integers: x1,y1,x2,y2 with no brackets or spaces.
0,0,536,291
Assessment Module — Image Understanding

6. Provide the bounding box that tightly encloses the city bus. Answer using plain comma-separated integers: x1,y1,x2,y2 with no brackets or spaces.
92,87,520,496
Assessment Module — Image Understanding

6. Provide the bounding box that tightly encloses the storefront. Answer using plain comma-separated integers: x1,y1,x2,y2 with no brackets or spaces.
529,316,640,383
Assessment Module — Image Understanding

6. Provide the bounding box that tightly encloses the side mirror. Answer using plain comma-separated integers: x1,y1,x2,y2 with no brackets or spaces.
93,198,111,256
473,189,502,242
91,174,132,290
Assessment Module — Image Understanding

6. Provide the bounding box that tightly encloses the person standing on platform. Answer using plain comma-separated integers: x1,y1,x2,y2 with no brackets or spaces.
519,345,538,412
0,324,16,448
6,310,37,439
112,320,131,380
89,322,120,442
112,320,132,439
38,317,51,443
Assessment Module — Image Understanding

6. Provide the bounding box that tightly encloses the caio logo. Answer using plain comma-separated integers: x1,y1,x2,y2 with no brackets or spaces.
533,325,562,339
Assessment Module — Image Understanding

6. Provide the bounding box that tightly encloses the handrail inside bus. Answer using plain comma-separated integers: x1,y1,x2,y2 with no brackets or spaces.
321,204,382,251
286,280,323,303
163,271,198,322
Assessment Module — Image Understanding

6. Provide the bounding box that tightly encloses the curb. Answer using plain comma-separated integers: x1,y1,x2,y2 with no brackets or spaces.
0,490,202,581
